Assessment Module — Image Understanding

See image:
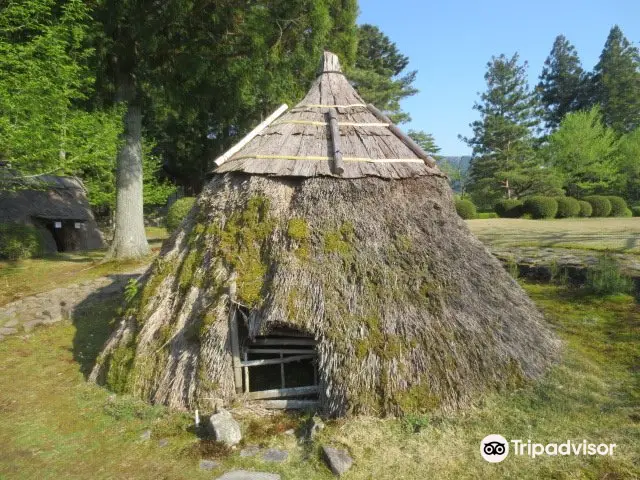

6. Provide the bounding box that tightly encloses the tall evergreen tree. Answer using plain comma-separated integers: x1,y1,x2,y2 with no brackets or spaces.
92,0,359,258
592,25,640,134
537,35,586,130
348,24,418,124
463,53,560,207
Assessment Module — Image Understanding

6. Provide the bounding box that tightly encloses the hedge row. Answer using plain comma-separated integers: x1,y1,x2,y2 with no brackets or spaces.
493,195,630,219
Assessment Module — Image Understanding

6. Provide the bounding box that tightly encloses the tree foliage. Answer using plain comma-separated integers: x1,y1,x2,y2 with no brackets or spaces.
544,107,620,197
463,54,560,206
592,25,640,134
537,35,587,131
348,24,418,124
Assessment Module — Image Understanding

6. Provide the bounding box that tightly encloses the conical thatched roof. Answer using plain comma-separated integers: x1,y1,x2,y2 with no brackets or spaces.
215,52,441,179
91,52,559,417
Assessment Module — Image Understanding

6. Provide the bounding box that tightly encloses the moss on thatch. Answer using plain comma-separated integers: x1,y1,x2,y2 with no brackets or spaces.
91,172,559,417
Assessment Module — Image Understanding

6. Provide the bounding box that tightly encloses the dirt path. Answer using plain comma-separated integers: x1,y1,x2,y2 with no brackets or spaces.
0,264,149,341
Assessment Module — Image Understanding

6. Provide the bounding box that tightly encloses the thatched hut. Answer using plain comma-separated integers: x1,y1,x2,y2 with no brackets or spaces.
91,52,558,417
0,167,104,253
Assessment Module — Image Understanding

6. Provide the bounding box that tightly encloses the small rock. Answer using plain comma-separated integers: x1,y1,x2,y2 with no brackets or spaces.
0,327,17,335
239,445,261,457
261,449,288,463
283,429,295,436
140,430,152,441
199,459,219,471
216,471,281,480
158,438,169,447
322,446,353,476
207,409,242,446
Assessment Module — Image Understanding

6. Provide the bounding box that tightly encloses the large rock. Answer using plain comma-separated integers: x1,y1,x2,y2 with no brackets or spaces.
322,446,353,476
261,449,288,463
207,409,242,446
216,471,280,480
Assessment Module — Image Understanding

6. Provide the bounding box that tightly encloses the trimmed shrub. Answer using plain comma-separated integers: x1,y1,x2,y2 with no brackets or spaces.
584,196,612,217
554,197,581,218
605,196,628,217
585,254,632,295
577,200,592,217
494,199,524,218
621,208,632,217
523,196,558,219
455,199,477,219
166,197,196,233
632,206,640,217
0,223,44,260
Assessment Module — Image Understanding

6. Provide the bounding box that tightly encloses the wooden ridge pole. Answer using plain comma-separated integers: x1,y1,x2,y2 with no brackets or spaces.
214,104,289,167
366,103,437,168
327,109,344,175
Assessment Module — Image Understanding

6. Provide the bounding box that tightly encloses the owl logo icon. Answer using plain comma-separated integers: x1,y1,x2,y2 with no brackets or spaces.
480,434,509,463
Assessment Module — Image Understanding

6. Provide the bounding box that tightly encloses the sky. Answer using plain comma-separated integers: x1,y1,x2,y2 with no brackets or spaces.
358,0,640,155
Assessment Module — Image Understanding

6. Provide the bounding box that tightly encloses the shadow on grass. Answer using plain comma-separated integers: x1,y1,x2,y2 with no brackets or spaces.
71,272,140,378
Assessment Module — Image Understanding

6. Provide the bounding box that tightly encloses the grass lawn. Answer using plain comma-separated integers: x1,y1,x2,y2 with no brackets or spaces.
467,217,640,254
0,281,638,479
0,227,168,306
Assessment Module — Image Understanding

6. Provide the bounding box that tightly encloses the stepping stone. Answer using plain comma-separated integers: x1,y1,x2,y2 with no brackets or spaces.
207,409,242,446
216,471,280,480
322,446,353,476
140,430,151,441
261,449,288,463
199,459,219,471
158,438,169,447
239,445,261,457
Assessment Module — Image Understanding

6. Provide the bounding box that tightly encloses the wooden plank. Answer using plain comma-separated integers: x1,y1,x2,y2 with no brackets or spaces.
227,276,243,395
214,104,288,167
247,348,317,355
251,338,316,346
243,352,249,393
240,354,314,367
247,386,319,400
260,400,319,410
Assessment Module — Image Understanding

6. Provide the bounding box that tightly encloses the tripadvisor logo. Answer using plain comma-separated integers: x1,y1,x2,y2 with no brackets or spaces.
480,435,617,463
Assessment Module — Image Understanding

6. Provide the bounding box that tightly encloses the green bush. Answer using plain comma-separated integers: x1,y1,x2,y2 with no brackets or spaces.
584,196,612,217
554,197,581,218
0,223,44,260
605,196,628,217
577,200,593,217
523,196,558,219
632,206,640,217
454,199,477,219
476,212,499,219
166,197,196,233
585,254,633,295
494,199,524,218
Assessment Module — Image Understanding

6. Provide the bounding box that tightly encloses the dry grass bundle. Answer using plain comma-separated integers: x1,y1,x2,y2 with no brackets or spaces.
90,172,559,416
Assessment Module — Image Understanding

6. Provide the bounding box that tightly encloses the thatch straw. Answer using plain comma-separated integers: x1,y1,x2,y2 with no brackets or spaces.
91,172,559,416
90,51,559,417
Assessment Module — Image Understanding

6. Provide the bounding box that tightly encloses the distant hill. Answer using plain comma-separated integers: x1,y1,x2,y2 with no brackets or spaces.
437,156,472,193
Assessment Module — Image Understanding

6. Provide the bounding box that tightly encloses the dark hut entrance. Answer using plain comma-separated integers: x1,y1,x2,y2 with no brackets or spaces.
35,217,85,252
230,305,319,409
